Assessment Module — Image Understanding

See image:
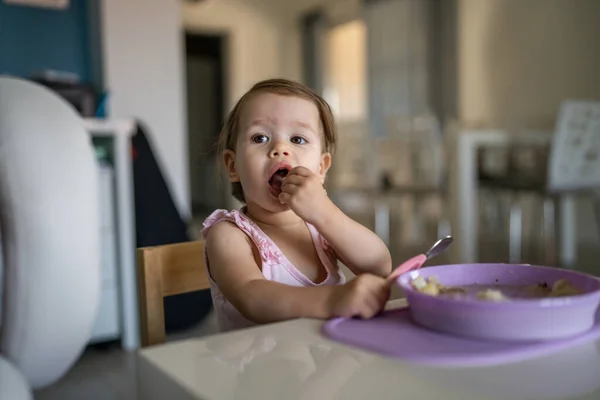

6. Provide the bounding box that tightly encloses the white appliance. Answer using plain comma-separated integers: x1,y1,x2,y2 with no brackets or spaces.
89,161,121,343
1,125,134,346
0,165,114,338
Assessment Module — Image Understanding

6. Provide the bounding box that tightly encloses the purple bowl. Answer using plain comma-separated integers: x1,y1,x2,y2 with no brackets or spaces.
396,263,600,342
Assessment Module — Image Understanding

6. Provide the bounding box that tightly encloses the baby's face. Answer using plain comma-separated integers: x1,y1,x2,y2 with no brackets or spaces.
224,92,331,211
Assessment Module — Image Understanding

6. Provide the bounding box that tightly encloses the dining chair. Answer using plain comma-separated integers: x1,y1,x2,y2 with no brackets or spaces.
136,240,210,347
477,100,600,266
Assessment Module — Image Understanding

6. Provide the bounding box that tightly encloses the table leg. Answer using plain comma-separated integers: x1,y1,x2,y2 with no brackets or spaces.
457,136,478,263
114,133,139,350
542,197,556,265
559,195,577,268
508,198,523,263
374,199,390,246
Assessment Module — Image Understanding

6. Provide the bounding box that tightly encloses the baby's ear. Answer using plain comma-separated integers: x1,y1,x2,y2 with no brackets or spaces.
223,150,240,182
319,152,332,183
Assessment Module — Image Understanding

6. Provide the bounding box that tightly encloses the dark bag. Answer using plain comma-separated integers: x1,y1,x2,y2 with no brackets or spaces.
131,121,212,332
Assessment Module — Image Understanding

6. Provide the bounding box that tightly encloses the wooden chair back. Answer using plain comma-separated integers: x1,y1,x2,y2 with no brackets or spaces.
136,240,210,347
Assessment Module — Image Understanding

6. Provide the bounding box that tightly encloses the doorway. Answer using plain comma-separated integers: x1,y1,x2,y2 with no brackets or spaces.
185,32,227,217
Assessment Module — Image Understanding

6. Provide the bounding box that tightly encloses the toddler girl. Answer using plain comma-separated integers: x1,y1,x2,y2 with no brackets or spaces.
202,79,392,332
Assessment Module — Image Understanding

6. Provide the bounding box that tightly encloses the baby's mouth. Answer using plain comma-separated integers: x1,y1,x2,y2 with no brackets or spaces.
268,168,289,196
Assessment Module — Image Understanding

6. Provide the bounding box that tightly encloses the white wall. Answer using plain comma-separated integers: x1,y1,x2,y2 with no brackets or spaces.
182,0,309,209
457,0,600,130
324,20,367,122
182,0,287,110
456,0,600,247
100,0,190,219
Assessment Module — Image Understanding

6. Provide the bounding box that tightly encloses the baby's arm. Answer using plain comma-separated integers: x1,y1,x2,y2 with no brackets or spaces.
313,205,392,278
205,221,389,324
279,167,391,278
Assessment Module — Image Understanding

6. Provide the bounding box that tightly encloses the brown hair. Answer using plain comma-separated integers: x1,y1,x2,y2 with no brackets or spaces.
217,78,337,203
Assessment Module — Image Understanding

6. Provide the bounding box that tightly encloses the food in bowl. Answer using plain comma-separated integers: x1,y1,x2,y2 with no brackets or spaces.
476,288,507,301
410,275,583,301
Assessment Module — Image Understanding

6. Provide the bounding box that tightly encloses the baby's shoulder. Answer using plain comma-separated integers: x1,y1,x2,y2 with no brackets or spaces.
201,208,250,237
205,219,254,256
206,217,242,237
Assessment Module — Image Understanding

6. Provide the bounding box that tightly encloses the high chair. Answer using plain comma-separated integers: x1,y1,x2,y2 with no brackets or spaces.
136,240,210,347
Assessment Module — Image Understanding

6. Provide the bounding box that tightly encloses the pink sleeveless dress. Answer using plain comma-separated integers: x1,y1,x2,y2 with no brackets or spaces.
201,209,347,332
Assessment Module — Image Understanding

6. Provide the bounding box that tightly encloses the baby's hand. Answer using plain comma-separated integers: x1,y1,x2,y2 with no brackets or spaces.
279,166,333,225
327,274,391,319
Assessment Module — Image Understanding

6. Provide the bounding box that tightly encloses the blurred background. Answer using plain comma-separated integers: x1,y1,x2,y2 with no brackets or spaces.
1,0,600,398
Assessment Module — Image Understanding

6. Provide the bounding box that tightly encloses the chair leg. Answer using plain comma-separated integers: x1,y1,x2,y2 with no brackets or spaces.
509,197,523,263
436,194,451,247
480,190,493,233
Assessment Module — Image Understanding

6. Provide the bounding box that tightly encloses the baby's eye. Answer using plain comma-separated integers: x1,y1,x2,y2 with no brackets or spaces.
251,134,268,144
291,136,307,145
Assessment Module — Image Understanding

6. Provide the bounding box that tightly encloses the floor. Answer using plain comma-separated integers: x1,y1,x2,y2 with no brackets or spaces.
35,314,219,400
34,197,600,400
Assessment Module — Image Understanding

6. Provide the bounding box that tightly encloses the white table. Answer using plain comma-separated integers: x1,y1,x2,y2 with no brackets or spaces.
137,299,600,400
455,130,578,267
84,118,139,350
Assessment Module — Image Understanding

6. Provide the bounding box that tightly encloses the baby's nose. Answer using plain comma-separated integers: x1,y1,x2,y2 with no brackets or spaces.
269,143,290,157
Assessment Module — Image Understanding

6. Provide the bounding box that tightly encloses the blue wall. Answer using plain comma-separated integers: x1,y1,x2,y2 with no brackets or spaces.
0,0,93,82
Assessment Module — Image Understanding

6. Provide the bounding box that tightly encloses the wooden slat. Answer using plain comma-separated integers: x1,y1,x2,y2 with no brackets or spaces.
136,240,210,348
137,247,167,347
158,240,209,296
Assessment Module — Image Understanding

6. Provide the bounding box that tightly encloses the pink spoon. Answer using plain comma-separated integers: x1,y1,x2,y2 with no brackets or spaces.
388,236,454,281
